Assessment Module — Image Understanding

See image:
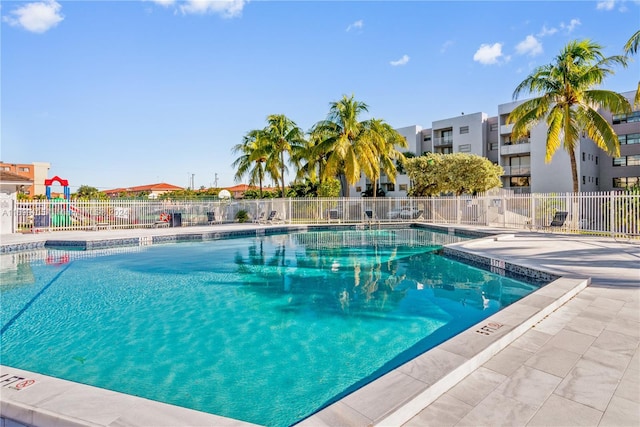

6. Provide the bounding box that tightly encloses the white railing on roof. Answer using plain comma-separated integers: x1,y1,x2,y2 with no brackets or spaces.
11,191,640,239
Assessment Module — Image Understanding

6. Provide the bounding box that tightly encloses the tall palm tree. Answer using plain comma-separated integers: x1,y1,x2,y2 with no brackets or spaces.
311,94,377,196
507,39,631,193
623,30,640,106
292,130,325,184
262,114,306,197
231,129,268,198
364,118,408,197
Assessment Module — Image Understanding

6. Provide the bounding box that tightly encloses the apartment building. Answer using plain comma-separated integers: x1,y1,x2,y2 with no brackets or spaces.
0,162,50,196
351,89,639,197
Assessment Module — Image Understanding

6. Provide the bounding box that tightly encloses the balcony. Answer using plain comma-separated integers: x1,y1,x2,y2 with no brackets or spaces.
500,123,514,135
433,137,453,147
502,166,531,176
501,142,531,155
506,186,531,194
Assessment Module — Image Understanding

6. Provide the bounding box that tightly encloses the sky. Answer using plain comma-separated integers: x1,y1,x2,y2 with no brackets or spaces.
2,0,639,192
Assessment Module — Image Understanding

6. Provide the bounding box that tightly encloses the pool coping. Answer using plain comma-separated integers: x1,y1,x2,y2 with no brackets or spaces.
0,225,589,427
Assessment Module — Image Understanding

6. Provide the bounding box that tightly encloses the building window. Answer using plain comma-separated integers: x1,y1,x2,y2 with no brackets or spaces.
383,183,395,192
510,177,530,187
459,144,471,152
423,136,431,142
613,111,640,124
596,156,598,165
0,166,10,171
460,126,469,134
356,186,361,192
19,167,30,172
596,177,599,186
399,184,408,192
613,155,640,167
619,133,640,145
613,177,640,188
509,156,530,175
582,176,586,185
488,142,498,151
582,152,585,161
490,123,498,131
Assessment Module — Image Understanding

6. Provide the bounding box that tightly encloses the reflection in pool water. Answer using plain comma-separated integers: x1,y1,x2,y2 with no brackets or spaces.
0,229,544,426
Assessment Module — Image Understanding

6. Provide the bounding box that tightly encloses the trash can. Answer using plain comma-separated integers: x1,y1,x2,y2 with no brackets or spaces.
169,212,182,227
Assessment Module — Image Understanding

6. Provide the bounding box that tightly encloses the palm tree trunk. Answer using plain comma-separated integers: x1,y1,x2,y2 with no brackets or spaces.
339,174,348,197
569,150,579,193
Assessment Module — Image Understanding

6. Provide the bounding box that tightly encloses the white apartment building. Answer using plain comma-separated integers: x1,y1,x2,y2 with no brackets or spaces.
350,90,639,197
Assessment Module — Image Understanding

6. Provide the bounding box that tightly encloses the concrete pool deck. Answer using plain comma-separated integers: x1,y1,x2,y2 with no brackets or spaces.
1,225,638,426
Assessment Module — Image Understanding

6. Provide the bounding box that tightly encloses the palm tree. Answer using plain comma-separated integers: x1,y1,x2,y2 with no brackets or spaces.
262,114,306,197
507,39,631,193
232,129,269,198
623,30,640,106
291,130,325,184
311,94,377,196
364,118,408,197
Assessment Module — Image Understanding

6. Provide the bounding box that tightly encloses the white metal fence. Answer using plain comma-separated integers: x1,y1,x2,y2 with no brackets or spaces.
12,191,640,239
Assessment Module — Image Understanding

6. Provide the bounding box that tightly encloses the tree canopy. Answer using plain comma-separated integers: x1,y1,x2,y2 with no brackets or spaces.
406,153,503,196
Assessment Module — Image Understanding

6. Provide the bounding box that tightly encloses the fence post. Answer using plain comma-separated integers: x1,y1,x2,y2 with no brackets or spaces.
609,191,615,237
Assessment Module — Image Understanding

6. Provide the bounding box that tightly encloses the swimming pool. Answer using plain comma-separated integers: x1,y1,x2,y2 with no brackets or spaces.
1,228,545,426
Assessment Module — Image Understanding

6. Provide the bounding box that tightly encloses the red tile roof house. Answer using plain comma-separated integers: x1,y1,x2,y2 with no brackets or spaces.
102,183,184,199
0,171,34,233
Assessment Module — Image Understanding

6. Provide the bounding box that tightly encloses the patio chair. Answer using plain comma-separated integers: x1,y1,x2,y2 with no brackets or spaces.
265,210,284,225
207,210,224,225
328,209,340,223
538,211,568,232
254,211,266,224
363,209,377,222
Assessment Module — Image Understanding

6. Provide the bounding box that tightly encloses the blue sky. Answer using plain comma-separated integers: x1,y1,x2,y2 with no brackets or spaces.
2,0,639,192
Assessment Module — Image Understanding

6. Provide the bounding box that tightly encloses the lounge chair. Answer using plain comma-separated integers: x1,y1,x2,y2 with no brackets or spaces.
363,209,377,222
530,211,568,232
264,210,284,225
206,212,217,225
254,211,266,224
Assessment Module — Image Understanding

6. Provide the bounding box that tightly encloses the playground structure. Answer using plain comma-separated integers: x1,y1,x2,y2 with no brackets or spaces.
43,176,72,227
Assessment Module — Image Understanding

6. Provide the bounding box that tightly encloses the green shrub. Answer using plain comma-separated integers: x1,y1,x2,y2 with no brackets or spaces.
235,209,249,223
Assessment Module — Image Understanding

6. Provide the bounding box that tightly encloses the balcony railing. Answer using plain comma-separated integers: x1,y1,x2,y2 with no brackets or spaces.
500,123,514,135
501,142,531,156
433,137,453,147
502,166,531,176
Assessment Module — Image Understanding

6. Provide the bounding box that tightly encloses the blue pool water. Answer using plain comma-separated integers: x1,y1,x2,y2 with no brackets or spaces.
1,229,544,426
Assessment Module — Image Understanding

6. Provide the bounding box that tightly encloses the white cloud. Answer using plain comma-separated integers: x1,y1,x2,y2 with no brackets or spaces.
149,0,176,6
515,35,543,56
346,19,363,32
180,0,246,18
149,0,246,18
440,40,454,53
390,54,410,66
473,43,503,65
537,25,558,37
3,0,63,33
560,18,581,33
596,0,616,10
